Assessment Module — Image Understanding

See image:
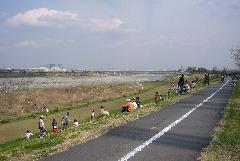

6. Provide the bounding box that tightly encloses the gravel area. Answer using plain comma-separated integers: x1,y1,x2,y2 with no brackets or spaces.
0,74,167,91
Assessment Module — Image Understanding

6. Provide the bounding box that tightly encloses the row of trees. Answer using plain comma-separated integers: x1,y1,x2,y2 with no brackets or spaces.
184,66,238,75
183,45,240,74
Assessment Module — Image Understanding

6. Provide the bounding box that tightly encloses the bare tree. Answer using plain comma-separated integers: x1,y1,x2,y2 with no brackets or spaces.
231,45,240,69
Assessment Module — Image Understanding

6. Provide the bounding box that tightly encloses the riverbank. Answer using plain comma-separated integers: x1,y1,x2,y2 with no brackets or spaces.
0,73,219,161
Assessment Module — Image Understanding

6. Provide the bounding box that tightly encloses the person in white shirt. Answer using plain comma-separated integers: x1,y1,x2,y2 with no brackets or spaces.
91,110,95,121
73,118,79,128
25,130,33,140
191,81,196,89
132,98,138,110
100,106,110,117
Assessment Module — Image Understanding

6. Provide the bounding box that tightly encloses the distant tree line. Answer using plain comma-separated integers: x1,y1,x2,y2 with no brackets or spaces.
184,66,236,75
185,67,208,74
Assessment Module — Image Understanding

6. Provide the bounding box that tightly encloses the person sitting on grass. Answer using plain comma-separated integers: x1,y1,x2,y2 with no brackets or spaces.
159,95,163,101
73,118,79,128
25,130,33,140
154,92,160,106
183,80,191,93
132,97,138,110
100,106,110,117
121,99,134,113
191,80,196,89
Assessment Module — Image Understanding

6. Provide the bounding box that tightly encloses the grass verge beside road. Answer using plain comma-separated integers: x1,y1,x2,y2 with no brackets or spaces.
201,81,240,161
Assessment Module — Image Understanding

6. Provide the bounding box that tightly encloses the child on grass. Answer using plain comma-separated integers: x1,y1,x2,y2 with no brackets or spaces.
73,118,79,128
52,119,59,134
25,130,33,140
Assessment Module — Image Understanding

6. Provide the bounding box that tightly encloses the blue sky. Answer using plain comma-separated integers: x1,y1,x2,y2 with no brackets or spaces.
0,0,240,70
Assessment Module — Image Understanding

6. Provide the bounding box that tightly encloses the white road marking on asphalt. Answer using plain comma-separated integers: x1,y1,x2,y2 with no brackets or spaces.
118,80,229,161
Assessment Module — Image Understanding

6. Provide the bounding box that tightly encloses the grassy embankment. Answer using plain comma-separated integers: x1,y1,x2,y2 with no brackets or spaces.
0,82,142,122
0,79,172,143
0,74,219,161
201,80,240,161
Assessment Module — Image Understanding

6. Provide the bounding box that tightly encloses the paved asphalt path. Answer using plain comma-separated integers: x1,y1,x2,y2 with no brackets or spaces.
40,80,233,161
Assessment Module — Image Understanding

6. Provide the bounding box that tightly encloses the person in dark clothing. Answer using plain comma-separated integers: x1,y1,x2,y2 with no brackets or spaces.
52,118,59,133
178,74,185,95
221,74,224,83
204,73,210,85
154,92,160,105
207,73,210,85
64,112,70,128
135,97,141,108
52,119,57,129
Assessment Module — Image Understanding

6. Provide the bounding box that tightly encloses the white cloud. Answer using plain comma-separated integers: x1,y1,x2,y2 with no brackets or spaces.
5,8,122,31
16,40,41,48
83,19,123,31
5,8,78,27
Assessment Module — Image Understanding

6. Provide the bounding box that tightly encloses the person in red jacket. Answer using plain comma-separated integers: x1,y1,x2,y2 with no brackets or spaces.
122,99,134,112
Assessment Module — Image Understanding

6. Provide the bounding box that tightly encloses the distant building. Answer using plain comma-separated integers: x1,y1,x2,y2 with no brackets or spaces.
48,66,67,72
28,64,67,72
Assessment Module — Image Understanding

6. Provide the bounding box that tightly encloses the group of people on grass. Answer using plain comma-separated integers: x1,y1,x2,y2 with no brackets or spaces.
177,74,198,95
25,73,205,140
25,106,110,140
90,106,110,121
121,97,142,113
